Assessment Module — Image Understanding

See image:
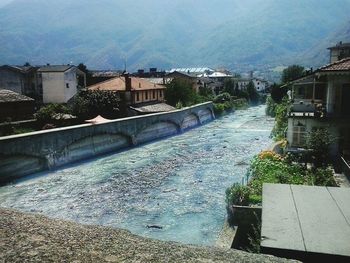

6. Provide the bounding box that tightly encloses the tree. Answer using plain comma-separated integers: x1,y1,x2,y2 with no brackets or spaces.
281,65,305,84
71,90,121,120
223,78,236,96
77,63,93,86
246,81,259,105
306,128,332,168
165,79,198,107
270,83,287,103
198,85,213,98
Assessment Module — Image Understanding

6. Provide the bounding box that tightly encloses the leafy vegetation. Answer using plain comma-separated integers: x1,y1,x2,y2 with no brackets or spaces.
165,79,199,107
225,183,250,206
265,95,277,117
281,65,305,84
226,150,337,208
246,81,260,105
35,104,70,124
270,97,290,140
270,83,287,103
71,89,121,120
212,92,249,116
306,127,334,168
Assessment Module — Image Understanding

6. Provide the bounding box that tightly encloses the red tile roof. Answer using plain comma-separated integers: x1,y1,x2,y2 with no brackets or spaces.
88,77,166,91
318,57,350,72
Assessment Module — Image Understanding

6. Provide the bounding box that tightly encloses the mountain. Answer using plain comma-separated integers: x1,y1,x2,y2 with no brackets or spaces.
0,0,350,72
296,20,350,68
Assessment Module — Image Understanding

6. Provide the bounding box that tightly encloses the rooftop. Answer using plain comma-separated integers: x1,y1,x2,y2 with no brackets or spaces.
0,65,37,73
166,71,197,78
317,57,350,72
328,42,350,50
169,67,214,74
130,102,176,113
38,65,74,72
0,89,34,103
87,76,166,91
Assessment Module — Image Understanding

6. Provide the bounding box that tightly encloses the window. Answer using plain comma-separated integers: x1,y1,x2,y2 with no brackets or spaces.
136,92,140,101
159,90,162,97
153,90,156,99
292,126,306,146
145,91,148,100
66,83,70,88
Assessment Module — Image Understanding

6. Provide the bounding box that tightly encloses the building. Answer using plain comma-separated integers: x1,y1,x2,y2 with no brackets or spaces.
169,67,214,75
0,64,86,103
328,41,350,63
235,78,251,90
0,65,41,100
38,65,86,104
87,73,173,115
0,89,35,121
134,68,166,78
252,78,268,92
287,57,350,156
133,68,172,86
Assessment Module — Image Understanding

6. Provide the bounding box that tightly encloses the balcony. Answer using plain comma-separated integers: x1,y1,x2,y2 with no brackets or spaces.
289,99,326,118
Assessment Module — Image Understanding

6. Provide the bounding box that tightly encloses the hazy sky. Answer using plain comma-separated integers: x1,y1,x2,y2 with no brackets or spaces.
0,0,12,7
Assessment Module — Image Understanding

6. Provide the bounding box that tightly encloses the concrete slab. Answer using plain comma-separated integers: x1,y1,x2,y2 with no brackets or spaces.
261,183,350,260
291,185,350,257
328,187,350,225
261,184,305,251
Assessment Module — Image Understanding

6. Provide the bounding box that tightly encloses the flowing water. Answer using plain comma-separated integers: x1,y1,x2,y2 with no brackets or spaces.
0,105,274,246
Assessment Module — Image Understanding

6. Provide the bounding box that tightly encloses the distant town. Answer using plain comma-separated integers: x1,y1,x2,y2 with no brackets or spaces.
0,62,269,133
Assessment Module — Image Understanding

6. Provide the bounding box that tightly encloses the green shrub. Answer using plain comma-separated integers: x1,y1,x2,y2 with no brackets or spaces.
71,89,121,119
213,92,232,103
265,95,277,117
232,98,248,109
271,97,290,141
226,183,251,206
306,128,333,168
305,167,337,186
35,104,70,123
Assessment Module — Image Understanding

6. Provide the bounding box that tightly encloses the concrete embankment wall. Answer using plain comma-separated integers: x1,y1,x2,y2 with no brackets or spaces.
0,102,214,184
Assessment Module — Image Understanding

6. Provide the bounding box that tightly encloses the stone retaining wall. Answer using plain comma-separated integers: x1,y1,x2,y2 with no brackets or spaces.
0,102,214,184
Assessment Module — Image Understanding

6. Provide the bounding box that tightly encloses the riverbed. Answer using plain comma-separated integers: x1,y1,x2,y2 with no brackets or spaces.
0,105,274,246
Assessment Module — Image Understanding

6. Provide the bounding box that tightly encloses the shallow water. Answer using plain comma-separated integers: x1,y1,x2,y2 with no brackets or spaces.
0,105,274,246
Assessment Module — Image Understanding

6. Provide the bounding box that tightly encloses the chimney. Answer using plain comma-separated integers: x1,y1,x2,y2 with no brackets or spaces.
123,72,131,91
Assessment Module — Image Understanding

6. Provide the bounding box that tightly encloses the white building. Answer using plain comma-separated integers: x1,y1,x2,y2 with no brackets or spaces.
38,65,85,104
252,78,268,92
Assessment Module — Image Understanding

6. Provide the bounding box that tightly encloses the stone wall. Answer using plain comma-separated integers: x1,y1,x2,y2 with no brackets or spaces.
0,102,214,184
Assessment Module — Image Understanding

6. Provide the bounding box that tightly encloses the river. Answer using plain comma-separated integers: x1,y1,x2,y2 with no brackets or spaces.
0,105,274,246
